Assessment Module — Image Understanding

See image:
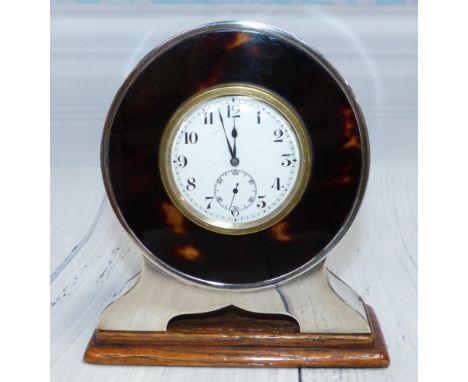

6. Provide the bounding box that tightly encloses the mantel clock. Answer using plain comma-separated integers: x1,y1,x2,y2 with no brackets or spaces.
84,22,389,368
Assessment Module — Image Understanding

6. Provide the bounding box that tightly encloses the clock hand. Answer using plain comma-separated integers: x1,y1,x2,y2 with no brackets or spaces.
218,108,235,158
231,118,238,166
218,108,239,167
229,183,239,211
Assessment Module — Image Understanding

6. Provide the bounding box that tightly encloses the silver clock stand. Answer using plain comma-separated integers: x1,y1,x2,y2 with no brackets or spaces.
84,259,390,367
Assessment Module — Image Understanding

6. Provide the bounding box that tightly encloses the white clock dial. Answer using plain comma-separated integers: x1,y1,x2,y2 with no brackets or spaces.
161,85,310,234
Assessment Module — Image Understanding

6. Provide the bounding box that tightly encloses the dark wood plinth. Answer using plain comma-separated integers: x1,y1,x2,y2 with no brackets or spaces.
84,305,389,368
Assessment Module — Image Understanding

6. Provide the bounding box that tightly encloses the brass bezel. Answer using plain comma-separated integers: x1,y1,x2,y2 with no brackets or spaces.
159,83,312,235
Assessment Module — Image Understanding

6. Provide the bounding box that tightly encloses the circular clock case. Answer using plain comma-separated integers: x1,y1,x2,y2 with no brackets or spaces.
102,22,369,290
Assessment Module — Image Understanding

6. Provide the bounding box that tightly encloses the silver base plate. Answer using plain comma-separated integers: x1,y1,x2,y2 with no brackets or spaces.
98,261,370,334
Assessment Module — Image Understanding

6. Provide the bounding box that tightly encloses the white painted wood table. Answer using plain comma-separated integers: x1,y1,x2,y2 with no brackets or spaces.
51,3,417,381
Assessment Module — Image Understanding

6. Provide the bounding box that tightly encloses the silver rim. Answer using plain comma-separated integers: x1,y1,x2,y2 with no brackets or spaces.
101,21,370,292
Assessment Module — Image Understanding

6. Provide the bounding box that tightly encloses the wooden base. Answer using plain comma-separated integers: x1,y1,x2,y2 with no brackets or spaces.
84,305,389,368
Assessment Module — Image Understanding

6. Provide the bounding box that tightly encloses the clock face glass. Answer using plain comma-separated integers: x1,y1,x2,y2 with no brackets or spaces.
161,87,310,234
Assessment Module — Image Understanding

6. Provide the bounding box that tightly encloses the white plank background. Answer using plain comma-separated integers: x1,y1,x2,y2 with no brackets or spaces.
51,4,417,381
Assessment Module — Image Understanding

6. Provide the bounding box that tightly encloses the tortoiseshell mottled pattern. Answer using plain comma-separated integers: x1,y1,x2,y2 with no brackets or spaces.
106,29,364,285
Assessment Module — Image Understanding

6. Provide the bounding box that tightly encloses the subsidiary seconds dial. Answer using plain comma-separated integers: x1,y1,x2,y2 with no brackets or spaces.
160,84,311,235
214,170,257,216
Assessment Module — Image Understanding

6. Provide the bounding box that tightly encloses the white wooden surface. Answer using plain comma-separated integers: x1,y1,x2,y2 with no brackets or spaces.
51,4,417,381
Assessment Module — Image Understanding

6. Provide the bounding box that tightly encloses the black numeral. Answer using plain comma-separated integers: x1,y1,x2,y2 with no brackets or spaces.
273,129,283,142
281,154,292,167
186,177,196,191
271,178,281,190
257,111,261,124
176,155,188,168
204,112,213,125
256,195,266,208
184,132,198,144
231,206,240,217
227,102,240,118
205,196,214,209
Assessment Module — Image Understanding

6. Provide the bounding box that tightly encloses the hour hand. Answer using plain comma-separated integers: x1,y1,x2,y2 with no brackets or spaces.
231,118,238,155
230,118,239,166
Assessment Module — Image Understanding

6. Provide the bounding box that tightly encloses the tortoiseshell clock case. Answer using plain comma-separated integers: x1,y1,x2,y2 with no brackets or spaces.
102,21,368,289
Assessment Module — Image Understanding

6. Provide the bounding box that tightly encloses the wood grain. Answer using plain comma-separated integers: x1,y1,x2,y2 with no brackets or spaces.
96,305,373,348
84,305,389,367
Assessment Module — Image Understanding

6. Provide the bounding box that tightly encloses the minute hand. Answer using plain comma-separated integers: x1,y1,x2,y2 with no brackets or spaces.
218,108,235,158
